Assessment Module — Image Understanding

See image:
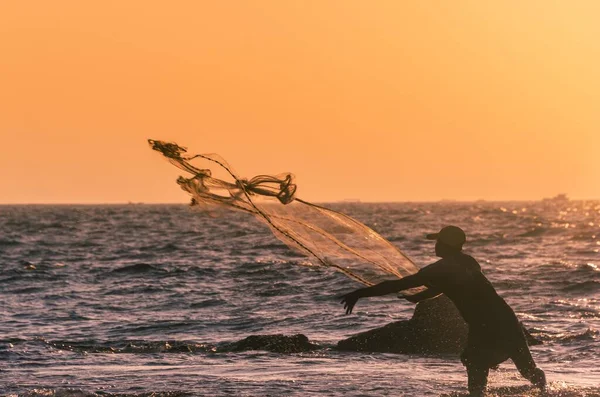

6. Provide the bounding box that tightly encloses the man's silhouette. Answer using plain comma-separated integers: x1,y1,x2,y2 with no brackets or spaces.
340,226,546,396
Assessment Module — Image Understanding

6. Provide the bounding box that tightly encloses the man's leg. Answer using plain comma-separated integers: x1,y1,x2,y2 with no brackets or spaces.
465,363,489,397
461,347,490,397
511,344,546,390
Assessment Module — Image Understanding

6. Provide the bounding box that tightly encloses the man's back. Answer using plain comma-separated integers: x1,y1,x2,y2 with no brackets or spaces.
418,252,516,328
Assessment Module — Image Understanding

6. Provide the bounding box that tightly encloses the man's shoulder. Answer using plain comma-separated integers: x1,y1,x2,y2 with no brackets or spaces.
458,252,481,266
460,252,477,261
418,258,448,276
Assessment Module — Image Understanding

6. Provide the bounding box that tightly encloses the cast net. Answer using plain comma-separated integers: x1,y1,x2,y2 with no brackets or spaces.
149,139,421,289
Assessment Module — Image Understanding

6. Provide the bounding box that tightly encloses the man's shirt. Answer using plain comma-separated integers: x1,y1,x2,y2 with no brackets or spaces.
416,252,517,329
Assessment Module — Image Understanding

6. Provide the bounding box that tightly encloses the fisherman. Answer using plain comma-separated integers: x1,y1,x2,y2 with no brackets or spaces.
340,226,546,396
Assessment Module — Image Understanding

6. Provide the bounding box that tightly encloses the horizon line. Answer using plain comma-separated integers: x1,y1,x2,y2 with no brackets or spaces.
1,198,598,206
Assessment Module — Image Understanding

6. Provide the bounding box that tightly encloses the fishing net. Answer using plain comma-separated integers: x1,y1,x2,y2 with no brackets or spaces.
149,139,421,290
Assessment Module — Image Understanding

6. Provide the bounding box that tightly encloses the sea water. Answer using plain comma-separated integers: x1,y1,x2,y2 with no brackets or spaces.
1,201,599,396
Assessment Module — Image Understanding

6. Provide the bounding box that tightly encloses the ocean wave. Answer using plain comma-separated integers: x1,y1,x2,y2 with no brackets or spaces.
543,299,600,319
570,232,600,241
73,240,103,248
139,242,180,253
517,227,548,237
555,328,599,343
45,339,215,354
574,262,600,273
0,238,21,246
110,263,162,274
189,298,228,308
14,389,192,397
561,281,600,293
537,328,599,343
253,243,292,250
4,285,47,294
387,235,407,242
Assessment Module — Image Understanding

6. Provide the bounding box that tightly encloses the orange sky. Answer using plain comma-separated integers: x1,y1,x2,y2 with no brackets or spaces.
1,1,598,203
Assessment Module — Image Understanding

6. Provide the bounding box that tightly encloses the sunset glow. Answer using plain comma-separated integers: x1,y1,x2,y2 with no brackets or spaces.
1,1,598,203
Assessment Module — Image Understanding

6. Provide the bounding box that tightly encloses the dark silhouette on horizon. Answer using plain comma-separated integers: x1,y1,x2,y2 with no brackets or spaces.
340,225,547,397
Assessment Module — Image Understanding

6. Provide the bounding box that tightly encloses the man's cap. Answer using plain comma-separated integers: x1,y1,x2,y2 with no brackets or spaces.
426,225,466,247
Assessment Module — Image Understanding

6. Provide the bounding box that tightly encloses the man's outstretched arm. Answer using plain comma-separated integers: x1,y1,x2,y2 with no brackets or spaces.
402,287,441,303
340,273,425,314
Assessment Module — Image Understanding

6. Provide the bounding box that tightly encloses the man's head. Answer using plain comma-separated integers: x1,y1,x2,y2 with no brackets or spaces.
426,225,466,257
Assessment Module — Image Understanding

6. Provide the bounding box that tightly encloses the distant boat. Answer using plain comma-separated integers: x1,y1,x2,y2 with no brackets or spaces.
542,193,569,202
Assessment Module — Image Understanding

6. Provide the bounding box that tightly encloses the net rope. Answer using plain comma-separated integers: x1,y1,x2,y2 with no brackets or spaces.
149,139,420,287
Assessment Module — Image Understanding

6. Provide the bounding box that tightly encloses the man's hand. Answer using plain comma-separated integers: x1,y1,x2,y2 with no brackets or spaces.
340,290,362,314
